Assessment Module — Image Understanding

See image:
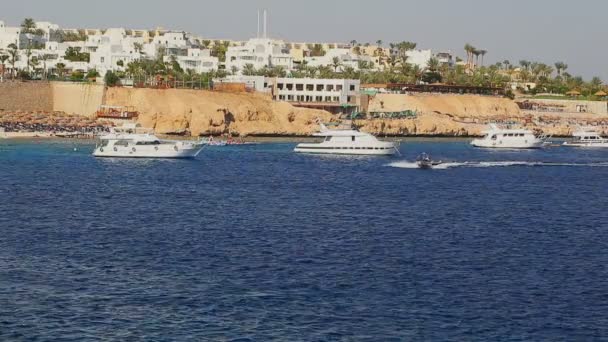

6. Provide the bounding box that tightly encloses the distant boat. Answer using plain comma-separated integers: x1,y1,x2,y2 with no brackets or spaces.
563,128,608,148
471,124,546,149
294,123,398,156
93,123,204,158
416,153,442,169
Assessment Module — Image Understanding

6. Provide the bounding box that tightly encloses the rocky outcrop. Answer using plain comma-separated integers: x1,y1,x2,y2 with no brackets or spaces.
104,88,332,136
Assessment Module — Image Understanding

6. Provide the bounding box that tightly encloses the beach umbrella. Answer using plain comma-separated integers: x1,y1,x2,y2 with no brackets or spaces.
566,90,581,96
595,90,607,97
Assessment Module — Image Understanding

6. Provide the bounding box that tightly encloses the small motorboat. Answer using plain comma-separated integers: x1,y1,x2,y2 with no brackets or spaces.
416,153,442,169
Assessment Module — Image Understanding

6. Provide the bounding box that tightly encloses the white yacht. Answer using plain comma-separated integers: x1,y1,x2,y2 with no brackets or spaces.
93,123,204,158
294,123,398,156
471,124,546,149
563,128,608,147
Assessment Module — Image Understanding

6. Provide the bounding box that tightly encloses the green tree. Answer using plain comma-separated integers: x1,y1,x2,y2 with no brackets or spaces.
7,43,19,79
70,71,85,82
242,63,256,76
86,69,100,79
331,57,342,72
25,48,33,72
0,54,8,79
104,70,121,86
479,50,487,66
55,63,66,79
426,57,440,72
20,18,36,34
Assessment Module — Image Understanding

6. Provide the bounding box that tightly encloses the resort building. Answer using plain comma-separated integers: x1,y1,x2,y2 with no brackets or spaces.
268,77,360,113
225,38,294,73
305,48,376,71
0,21,20,49
435,51,454,67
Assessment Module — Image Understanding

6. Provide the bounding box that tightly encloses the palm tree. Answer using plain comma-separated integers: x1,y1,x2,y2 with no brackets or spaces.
502,60,510,71
426,57,440,72
25,48,33,72
519,60,530,71
479,50,487,66
473,49,481,67
397,41,417,65
350,40,357,47
55,62,66,79
21,18,36,34
331,56,342,72
242,63,256,76
554,61,568,77
230,65,238,75
464,44,475,69
376,40,383,47
7,43,19,79
0,54,8,79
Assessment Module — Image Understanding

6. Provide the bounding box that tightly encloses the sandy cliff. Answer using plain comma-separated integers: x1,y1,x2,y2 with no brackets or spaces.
104,88,332,136
3,82,608,137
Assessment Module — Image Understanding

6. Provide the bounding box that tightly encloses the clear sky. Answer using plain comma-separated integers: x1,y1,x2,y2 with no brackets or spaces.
2,0,606,80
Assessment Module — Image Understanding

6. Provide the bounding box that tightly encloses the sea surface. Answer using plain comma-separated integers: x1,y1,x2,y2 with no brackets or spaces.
1,139,608,341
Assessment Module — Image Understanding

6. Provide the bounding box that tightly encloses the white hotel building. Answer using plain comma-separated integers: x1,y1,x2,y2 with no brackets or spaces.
225,38,294,73
214,75,360,113
0,20,219,78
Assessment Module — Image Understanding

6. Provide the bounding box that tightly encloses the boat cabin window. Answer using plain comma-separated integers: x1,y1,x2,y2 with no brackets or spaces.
136,140,161,145
115,140,130,147
352,136,356,142
324,136,332,142
100,140,109,147
491,135,497,140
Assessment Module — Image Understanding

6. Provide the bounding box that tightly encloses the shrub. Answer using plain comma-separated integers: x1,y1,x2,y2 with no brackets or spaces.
104,70,121,87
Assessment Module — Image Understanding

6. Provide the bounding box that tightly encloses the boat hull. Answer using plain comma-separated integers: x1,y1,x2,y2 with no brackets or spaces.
93,144,203,158
471,140,544,149
294,144,397,156
563,142,608,148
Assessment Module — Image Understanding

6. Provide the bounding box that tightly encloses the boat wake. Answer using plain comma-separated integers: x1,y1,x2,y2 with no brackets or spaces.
388,160,608,170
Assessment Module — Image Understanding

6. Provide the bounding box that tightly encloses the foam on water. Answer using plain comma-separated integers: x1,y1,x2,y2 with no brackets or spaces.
388,160,608,169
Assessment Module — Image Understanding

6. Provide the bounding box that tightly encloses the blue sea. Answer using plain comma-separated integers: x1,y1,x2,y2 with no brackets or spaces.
1,139,608,341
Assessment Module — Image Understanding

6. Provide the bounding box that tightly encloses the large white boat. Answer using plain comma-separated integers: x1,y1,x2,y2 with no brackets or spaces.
93,123,204,158
471,124,546,149
563,128,608,148
294,123,398,156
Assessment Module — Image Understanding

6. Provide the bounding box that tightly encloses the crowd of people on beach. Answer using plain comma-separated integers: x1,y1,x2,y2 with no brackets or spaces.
0,122,111,134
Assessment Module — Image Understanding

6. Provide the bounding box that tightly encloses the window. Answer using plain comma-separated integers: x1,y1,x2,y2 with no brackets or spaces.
352,136,356,142
306,84,314,91
350,85,356,91
277,83,284,90
336,85,343,91
316,84,324,91
296,84,304,91
327,85,334,91
286,83,293,91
